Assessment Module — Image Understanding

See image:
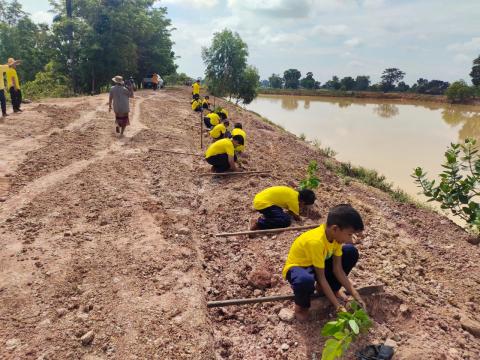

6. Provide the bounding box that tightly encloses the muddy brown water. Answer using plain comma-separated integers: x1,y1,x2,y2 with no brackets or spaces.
247,94,480,201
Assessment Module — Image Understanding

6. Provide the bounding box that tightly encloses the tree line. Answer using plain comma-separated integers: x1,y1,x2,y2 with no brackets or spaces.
0,0,177,96
265,58,480,102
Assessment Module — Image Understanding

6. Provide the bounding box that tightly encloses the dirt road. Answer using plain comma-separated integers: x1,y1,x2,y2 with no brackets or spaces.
1,88,479,359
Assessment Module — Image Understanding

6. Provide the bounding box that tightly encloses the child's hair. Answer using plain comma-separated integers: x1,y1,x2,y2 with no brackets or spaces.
205,95,209,99
326,204,364,231
218,112,227,120
232,135,244,145
298,189,316,205
234,122,242,129
223,120,230,127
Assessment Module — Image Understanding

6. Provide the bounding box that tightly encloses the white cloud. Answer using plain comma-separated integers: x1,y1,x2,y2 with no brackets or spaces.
362,0,384,8
310,24,349,36
160,0,218,8
447,37,480,53
453,53,471,64
31,11,53,24
344,37,362,47
228,0,314,18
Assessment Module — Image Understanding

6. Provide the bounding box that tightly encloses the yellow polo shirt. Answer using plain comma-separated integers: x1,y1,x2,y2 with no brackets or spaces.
282,224,343,278
231,128,246,152
253,186,300,215
6,67,20,89
206,113,220,126
192,82,200,95
191,100,201,111
210,123,226,139
205,138,234,158
0,65,9,90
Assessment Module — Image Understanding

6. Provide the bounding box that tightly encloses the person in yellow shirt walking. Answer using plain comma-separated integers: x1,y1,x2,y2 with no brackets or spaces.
192,78,200,100
282,204,366,321
0,58,21,117
250,186,316,230
6,58,22,113
204,136,244,172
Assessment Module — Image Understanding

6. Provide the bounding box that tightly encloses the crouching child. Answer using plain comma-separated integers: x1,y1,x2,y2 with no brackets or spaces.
251,186,316,230
282,204,366,321
205,136,244,172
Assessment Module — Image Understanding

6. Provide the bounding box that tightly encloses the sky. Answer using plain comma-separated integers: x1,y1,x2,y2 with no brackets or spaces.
20,0,480,84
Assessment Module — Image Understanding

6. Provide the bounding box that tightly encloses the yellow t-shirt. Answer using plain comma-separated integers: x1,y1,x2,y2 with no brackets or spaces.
219,108,228,118
253,186,300,215
192,100,201,111
0,64,9,90
6,67,20,89
231,128,246,152
206,113,220,126
202,99,209,107
210,123,226,139
192,82,200,95
205,138,234,158
282,224,343,278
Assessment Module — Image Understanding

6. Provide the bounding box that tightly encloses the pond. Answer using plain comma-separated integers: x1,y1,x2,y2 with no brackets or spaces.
246,94,480,200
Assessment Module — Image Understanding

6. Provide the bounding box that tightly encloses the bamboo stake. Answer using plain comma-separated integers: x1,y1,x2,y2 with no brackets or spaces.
198,170,270,177
214,224,319,237
149,149,202,156
207,285,384,308
200,109,204,150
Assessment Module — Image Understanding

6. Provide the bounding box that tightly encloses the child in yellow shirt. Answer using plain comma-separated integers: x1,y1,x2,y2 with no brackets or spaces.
283,204,365,321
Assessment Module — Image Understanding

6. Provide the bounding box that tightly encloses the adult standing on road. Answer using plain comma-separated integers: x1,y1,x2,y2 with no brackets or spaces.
152,73,159,91
6,58,22,113
192,78,200,100
109,75,134,137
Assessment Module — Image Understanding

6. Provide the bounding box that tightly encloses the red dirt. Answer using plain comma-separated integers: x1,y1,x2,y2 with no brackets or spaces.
0,87,479,359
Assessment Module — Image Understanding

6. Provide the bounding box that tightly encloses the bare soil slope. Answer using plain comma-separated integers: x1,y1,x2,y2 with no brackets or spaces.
0,87,479,360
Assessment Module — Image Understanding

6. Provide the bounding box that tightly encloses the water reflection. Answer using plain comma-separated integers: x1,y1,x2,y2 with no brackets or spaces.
373,103,399,118
304,99,310,109
281,97,299,110
442,107,480,141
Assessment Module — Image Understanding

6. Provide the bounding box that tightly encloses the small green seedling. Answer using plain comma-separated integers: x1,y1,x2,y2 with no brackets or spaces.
299,160,321,190
321,301,373,360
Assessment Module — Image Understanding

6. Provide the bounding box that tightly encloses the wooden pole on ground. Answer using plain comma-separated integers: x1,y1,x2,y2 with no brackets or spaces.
207,285,383,308
149,149,202,156
200,109,204,150
198,170,270,177
214,224,319,238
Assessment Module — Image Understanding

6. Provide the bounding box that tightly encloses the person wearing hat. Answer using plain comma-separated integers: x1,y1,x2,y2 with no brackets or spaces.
109,75,134,136
192,79,200,100
5,58,22,114
152,73,159,91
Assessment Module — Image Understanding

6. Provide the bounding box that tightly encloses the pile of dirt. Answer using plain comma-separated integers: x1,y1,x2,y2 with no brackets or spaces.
0,87,479,359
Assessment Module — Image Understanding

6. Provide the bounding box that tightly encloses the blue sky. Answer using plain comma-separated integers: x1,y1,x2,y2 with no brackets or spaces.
21,0,480,84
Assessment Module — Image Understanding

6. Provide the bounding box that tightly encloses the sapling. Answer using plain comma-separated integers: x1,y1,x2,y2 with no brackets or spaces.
299,160,321,190
413,138,480,231
320,301,373,360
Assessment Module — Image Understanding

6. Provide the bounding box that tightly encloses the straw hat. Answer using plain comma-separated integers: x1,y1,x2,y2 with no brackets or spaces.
112,75,124,84
7,58,15,65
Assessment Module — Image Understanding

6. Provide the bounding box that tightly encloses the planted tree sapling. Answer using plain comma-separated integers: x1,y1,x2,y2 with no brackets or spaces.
299,160,320,190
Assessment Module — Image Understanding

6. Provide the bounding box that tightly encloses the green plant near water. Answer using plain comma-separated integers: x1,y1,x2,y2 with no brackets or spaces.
312,139,337,158
299,160,321,190
321,301,373,360
299,133,307,141
413,138,480,229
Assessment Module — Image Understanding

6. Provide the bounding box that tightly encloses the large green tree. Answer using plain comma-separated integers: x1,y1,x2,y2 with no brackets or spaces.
202,29,258,104
354,75,370,91
202,29,248,98
300,72,316,89
268,73,283,88
380,67,405,92
470,55,480,86
340,76,355,91
283,68,301,89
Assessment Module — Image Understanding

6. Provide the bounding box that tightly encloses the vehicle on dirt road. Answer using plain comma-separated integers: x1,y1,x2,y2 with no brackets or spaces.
142,74,164,89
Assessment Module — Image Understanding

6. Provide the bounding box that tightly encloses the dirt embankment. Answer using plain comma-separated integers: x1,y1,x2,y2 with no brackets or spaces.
0,87,479,360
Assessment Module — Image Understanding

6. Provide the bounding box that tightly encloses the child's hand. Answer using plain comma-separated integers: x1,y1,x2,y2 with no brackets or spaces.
336,305,347,313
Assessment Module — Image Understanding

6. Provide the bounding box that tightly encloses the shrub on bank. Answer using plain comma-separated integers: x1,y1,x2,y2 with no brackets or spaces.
22,62,73,100
445,80,475,103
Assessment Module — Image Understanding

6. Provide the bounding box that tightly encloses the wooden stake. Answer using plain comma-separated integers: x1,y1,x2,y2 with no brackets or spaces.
200,109,204,150
149,149,202,156
207,285,383,308
198,170,270,177
214,224,319,237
